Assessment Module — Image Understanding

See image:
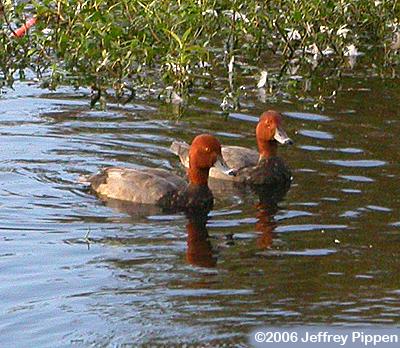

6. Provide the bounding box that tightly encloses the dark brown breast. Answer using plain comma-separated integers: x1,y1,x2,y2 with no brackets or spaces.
159,184,214,215
240,156,292,190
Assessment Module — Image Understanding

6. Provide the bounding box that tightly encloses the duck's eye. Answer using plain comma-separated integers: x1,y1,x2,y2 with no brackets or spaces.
204,147,211,153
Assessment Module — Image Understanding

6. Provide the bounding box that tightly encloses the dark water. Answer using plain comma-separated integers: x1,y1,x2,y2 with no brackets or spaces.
0,76,399,347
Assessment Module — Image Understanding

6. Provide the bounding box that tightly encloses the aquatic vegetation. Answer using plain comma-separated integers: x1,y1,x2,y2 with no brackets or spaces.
0,0,399,107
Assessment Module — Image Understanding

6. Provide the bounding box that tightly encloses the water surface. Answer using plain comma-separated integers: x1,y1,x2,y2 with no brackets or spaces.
0,77,399,346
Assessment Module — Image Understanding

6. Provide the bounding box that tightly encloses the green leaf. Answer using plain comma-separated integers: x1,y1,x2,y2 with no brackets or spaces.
182,27,192,44
167,30,183,49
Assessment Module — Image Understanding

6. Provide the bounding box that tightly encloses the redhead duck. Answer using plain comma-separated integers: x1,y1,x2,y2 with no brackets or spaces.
171,110,293,188
84,134,235,213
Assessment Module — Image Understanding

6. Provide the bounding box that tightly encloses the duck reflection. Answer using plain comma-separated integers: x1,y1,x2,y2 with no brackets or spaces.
254,199,279,249
90,195,218,267
102,197,166,218
254,186,288,250
93,183,288,267
186,213,217,268
205,177,288,251
185,185,288,268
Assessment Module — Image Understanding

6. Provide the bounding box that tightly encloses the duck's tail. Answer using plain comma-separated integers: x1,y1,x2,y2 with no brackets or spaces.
170,141,190,168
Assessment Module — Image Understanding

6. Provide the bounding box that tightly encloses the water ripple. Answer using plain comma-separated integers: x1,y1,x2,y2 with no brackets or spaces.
299,145,363,153
259,249,337,257
275,224,348,233
323,160,386,167
339,175,374,182
298,129,334,140
285,112,332,122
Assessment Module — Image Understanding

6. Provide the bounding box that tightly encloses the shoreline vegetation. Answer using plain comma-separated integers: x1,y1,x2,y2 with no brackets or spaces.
1,0,399,109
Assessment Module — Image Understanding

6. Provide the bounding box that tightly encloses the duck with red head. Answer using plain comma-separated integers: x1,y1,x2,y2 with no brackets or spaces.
256,110,293,159
83,134,234,214
171,110,293,189
187,134,229,185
